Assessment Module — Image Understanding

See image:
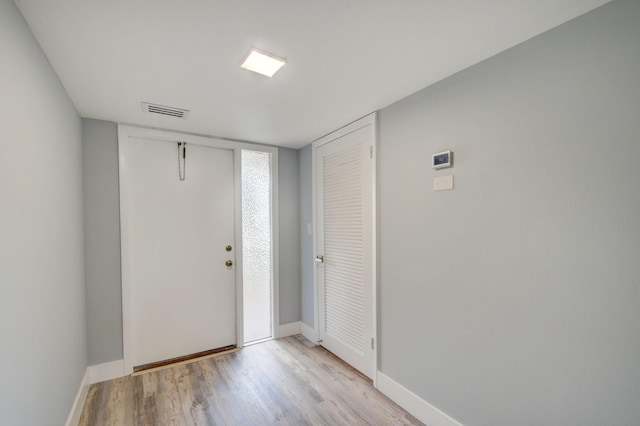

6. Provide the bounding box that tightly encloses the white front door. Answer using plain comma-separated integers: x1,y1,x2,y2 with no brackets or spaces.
314,113,376,379
125,137,236,368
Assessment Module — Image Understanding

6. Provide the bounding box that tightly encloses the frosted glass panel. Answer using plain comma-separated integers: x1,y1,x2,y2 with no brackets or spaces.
241,150,273,343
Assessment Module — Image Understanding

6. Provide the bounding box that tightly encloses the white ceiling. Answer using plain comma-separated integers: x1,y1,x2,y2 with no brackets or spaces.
16,0,610,148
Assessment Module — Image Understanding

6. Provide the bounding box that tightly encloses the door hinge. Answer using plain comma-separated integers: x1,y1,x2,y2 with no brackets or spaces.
369,146,373,159
371,337,375,350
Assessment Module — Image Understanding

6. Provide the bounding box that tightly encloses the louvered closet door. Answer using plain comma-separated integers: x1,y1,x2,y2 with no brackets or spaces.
316,116,375,379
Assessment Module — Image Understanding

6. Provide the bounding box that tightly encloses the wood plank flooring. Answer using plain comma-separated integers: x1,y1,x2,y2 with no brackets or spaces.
79,335,423,425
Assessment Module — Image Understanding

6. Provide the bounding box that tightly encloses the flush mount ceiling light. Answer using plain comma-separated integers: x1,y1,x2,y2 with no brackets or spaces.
240,48,286,77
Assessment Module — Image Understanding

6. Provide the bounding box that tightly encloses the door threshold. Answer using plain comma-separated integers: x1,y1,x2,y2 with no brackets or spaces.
243,336,273,347
132,345,237,376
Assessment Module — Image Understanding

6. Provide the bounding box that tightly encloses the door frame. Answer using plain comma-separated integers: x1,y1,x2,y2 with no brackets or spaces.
311,113,378,385
118,125,279,374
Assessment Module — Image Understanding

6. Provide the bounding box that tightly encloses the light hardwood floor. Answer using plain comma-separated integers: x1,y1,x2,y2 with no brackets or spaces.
79,335,423,425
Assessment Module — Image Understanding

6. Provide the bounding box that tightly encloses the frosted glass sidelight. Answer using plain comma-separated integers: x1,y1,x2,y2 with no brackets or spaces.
241,150,273,343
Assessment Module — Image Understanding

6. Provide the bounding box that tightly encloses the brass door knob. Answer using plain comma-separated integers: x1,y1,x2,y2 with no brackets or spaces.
225,260,233,267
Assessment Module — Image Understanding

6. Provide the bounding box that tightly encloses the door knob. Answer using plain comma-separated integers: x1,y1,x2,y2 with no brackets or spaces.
225,260,233,267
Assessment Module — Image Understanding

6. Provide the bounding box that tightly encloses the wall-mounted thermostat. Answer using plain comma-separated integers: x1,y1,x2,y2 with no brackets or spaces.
433,150,452,170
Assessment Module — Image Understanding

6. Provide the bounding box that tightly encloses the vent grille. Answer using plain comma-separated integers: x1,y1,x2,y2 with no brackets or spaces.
141,102,190,119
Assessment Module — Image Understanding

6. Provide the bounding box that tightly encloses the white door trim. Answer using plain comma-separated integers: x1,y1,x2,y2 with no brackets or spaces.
311,112,377,385
118,125,279,374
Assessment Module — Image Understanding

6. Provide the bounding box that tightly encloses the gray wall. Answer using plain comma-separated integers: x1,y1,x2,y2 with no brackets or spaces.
0,0,87,424
278,147,301,325
378,1,640,425
298,145,315,328
82,119,123,365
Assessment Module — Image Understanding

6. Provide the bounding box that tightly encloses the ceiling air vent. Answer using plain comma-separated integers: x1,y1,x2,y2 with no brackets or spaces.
141,102,190,119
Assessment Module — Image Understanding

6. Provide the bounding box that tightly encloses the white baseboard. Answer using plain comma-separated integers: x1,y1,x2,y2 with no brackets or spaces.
88,359,125,384
300,321,319,343
277,321,301,338
377,372,464,426
65,368,90,426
